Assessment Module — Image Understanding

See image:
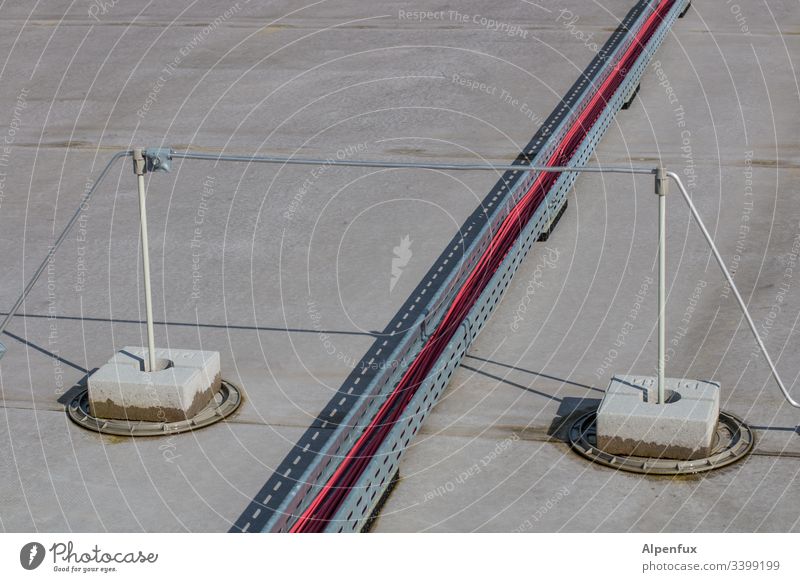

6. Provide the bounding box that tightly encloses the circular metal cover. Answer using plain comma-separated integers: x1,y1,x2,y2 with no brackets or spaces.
568,410,754,475
67,380,242,437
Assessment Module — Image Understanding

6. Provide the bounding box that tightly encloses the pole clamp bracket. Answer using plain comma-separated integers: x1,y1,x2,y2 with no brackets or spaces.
655,166,668,196
143,147,173,173
132,148,146,176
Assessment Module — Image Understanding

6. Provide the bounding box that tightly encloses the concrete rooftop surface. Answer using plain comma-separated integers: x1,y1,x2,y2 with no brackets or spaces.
0,0,799,533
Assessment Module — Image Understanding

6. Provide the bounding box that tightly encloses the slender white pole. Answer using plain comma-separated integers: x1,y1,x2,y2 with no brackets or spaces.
656,168,667,404
133,149,157,372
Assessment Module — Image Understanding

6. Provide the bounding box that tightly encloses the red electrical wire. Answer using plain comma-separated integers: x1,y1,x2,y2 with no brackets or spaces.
291,0,675,532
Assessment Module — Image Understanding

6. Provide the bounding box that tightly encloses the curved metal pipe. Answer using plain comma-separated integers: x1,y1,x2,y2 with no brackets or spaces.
667,171,799,408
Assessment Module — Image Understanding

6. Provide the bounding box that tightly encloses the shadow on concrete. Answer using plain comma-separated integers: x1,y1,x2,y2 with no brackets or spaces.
1,330,96,407
547,396,602,442
463,354,605,393
460,364,564,402
1,330,89,373
56,371,95,407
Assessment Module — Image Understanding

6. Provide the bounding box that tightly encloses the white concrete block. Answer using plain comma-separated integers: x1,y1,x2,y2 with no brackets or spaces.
88,347,221,422
596,375,720,460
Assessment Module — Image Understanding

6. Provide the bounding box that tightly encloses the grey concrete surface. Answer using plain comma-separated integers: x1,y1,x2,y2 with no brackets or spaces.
373,1,800,532
0,0,628,532
0,0,797,533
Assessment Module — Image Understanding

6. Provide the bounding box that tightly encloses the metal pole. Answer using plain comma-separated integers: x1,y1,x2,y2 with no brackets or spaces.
655,167,668,404
133,149,157,372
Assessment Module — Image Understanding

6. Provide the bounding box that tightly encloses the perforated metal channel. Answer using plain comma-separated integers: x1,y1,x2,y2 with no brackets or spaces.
325,0,687,532
232,0,672,533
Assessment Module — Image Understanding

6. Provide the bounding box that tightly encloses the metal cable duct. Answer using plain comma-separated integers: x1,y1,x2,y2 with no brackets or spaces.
288,0,680,532
241,0,674,534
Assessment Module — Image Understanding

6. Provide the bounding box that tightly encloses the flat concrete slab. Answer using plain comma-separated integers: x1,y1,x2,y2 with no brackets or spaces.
0,0,625,531
596,375,720,459
374,1,800,532
0,0,797,533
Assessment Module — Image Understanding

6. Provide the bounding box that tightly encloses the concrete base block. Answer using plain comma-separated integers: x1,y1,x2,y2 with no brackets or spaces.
88,347,221,422
596,375,720,460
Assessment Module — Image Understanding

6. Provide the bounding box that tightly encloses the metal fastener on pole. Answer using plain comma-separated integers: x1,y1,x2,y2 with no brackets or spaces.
666,171,800,409
655,167,668,404
133,149,157,373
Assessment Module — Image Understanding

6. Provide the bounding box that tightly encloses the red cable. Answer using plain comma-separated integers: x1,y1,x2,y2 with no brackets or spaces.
291,0,675,532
